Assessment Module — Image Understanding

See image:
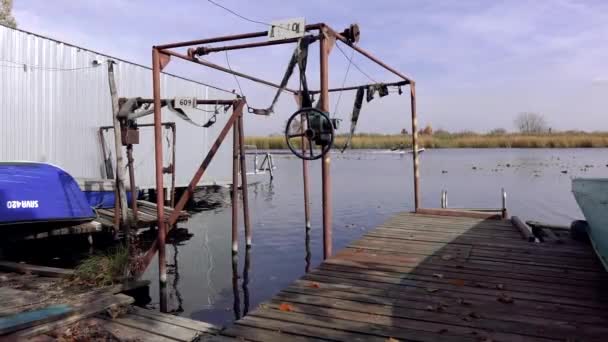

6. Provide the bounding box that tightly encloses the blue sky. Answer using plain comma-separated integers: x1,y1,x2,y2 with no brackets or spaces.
12,0,608,134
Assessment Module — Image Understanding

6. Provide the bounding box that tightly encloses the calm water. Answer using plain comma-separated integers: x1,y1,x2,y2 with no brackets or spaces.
143,148,608,326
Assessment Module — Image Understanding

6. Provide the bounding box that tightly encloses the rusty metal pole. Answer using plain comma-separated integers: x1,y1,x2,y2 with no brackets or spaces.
231,118,240,255
237,113,252,247
410,83,420,211
152,48,168,313
319,30,332,259
126,145,139,224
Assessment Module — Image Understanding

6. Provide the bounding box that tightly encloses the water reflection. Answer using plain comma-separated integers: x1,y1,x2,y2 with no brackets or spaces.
231,247,252,319
242,247,251,315
305,226,311,273
168,243,184,314
231,253,241,320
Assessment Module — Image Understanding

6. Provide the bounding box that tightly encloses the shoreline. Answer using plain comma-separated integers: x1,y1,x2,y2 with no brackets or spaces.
246,133,608,149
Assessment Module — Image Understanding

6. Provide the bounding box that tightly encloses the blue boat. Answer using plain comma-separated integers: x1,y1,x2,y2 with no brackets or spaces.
0,162,96,226
572,178,608,271
76,178,134,209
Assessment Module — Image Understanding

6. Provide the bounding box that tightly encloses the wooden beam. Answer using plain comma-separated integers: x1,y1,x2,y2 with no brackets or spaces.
511,216,539,242
415,208,503,220
0,262,74,278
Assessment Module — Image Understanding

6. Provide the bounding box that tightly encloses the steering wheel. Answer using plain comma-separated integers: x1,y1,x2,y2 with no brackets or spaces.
285,107,334,160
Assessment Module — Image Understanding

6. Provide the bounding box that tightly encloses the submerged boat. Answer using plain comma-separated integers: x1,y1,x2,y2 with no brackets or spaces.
572,178,608,271
0,162,96,226
77,178,134,209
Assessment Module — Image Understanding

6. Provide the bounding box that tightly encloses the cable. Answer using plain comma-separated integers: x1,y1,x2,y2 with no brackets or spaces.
224,50,246,99
0,59,102,71
334,42,377,84
206,0,293,33
332,48,355,117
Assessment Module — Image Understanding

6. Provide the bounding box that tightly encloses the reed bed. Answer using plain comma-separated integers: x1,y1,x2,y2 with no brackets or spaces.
245,132,608,149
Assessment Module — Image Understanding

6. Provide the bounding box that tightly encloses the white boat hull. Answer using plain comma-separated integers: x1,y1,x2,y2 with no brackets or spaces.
572,178,608,271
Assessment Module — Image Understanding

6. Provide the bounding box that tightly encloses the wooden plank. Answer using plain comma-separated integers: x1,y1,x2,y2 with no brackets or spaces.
286,279,608,325
13,294,134,338
268,295,567,342
0,262,74,278
109,313,200,342
415,208,502,220
0,305,72,335
249,307,476,342
130,306,219,333
304,271,607,310
92,317,172,342
222,324,328,342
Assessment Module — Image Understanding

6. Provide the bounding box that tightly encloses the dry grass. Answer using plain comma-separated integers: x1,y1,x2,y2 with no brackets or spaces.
73,246,130,286
246,132,608,149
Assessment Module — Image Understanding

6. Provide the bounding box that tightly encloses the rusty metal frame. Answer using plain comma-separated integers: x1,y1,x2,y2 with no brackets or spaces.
146,23,418,312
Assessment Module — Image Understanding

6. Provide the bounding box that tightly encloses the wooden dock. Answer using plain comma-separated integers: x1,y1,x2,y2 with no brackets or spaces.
215,212,608,341
13,200,190,241
0,264,222,341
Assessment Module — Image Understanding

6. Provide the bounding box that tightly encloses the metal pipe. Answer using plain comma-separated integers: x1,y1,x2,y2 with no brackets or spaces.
126,145,139,224
130,98,235,106
238,113,252,247
152,48,168,313
326,26,413,83
310,80,409,94
232,117,239,254
319,31,333,259
162,50,299,94
501,188,507,219
294,93,311,230
410,83,420,211
190,36,312,55
155,23,324,50
100,122,175,130
140,101,244,273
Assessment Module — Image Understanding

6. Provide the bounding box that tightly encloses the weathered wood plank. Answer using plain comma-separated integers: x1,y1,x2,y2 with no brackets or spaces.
13,294,134,338
0,262,74,278
130,306,220,333
109,313,200,342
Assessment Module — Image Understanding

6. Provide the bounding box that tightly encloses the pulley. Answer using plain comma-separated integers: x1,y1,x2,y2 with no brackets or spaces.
285,107,335,160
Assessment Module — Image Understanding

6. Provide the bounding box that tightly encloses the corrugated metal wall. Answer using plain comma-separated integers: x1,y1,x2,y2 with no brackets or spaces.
0,25,232,189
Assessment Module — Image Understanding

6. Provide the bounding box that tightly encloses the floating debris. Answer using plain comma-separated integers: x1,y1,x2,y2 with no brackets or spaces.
506,163,511,168
561,170,568,174
441,170,448,174
472,166,477,170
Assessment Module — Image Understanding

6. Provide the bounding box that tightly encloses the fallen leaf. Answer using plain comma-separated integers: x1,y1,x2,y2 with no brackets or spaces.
432,273,444,279
307,282,320,289
386,338,400,342
497,293,514,304
457,298,472,306
279,303,294,312
426,287,439,293
441,254,454,261
449,279,466,286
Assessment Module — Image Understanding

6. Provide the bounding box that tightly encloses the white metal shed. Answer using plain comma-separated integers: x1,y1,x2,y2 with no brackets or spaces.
0,24,233,189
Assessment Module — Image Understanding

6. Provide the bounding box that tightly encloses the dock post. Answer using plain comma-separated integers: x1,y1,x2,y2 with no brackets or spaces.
152,48,168,313
410,82,420,211
107,61,130,237
231,117,239,254
319,29,332,259
238,112,252,247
